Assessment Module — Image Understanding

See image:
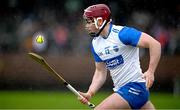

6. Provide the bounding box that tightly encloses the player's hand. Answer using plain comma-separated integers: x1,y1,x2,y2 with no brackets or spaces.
142,70,154,89
78,91,92,104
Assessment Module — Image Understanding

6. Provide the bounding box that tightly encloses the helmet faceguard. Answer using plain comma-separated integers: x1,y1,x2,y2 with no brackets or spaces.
83,4,111,37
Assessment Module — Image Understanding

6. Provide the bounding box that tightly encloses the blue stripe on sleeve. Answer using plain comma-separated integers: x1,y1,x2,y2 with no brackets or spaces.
118,27,142,46
91,44,103,62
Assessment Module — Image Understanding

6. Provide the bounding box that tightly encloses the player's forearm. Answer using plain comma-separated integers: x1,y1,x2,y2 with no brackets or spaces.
87,70,107,96
148,40,161,73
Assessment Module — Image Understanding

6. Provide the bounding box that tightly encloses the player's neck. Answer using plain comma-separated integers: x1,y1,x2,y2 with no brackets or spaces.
100,22,111,38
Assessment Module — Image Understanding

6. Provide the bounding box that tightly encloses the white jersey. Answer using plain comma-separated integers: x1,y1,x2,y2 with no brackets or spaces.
91,23,146,91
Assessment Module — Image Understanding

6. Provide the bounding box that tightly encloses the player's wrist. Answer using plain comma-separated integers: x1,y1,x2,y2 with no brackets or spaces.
87,90,95,97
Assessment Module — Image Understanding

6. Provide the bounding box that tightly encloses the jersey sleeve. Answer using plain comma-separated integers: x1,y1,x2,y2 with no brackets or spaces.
91,44,103,62
118,26,142,46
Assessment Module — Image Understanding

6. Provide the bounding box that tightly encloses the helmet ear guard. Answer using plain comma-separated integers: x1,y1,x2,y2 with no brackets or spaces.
94,17,107,29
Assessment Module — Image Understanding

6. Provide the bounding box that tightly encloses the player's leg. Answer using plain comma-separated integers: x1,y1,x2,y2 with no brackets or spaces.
94,93,131,110
141,100,155,110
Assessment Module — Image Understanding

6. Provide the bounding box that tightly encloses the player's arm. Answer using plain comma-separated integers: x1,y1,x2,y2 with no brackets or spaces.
137,32,161,88
87,62,107,96
78,62,107,104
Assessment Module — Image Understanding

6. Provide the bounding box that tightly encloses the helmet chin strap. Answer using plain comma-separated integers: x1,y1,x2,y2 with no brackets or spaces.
89,18,108,37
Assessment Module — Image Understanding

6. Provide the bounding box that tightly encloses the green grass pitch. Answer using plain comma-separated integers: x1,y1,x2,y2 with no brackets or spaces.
0,91,180,109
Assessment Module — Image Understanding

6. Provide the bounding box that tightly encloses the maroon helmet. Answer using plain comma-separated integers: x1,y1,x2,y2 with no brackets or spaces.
83,4,111,21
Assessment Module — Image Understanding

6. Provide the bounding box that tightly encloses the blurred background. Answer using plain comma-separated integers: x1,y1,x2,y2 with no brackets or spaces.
0,0,180,109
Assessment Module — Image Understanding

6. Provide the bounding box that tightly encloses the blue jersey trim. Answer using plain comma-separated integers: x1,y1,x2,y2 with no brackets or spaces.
118,27,142,46
91,44,103,62
108,23,113,36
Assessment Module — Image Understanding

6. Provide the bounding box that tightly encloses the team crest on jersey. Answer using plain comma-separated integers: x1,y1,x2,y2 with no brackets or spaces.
113,46,119,52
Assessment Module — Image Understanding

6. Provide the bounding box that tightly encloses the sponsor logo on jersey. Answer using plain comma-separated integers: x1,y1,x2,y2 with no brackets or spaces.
105,55,124,69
